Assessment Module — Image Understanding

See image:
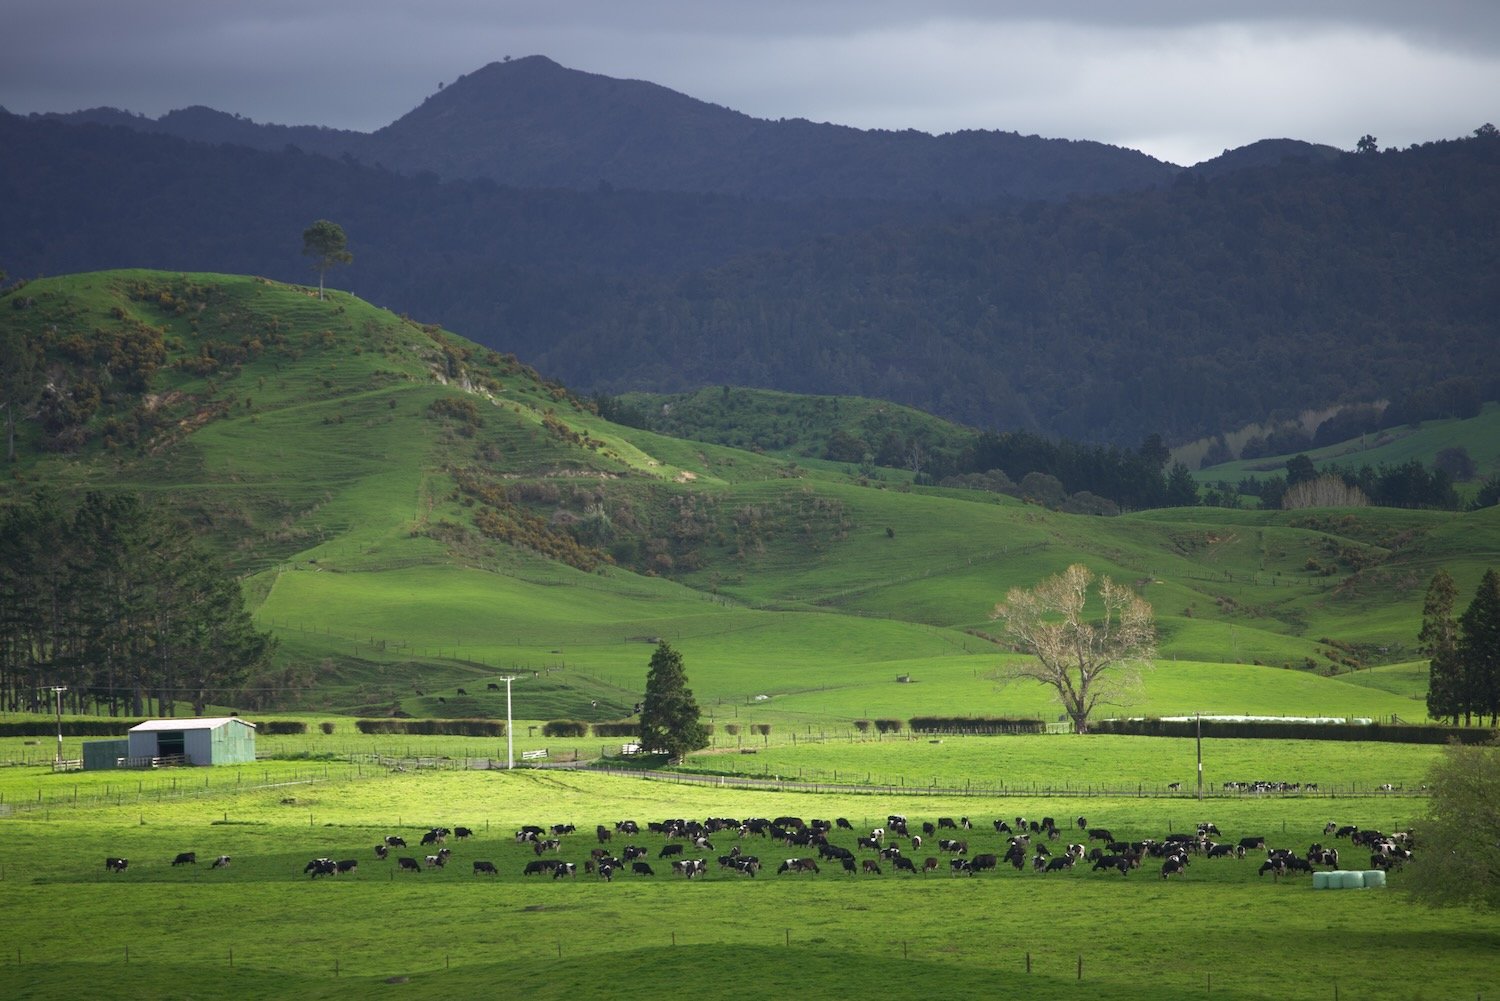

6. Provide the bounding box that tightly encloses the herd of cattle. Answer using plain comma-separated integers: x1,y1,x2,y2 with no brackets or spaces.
103,814,1415,884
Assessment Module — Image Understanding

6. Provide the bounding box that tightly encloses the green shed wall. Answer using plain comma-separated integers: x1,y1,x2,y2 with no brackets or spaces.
209,721,256,764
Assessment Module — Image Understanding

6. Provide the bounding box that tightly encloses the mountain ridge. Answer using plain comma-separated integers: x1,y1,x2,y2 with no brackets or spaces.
17,54,1332,201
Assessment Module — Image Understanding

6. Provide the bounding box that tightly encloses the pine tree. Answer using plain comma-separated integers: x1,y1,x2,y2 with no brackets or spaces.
1457,569,1500,727
638,641,707,762
1419,570,1461,724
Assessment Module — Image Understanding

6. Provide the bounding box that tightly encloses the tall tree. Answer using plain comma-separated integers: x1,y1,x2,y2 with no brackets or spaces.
1419,569,1462,724
1402,741,1500,911
301,219,352,301
638,641,707,762
0,326,43,463
991,564,1156,734
1457,569,1500,727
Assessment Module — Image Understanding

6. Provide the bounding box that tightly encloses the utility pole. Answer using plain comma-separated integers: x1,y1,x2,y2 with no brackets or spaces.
1196,711,1203,801
499,677,517,769
48,686,67,764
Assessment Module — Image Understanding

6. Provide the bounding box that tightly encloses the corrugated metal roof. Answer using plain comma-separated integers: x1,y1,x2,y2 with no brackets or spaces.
128,717,257,732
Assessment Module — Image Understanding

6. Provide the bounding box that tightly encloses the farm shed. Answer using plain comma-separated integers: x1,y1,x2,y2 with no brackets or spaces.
122,717,257,766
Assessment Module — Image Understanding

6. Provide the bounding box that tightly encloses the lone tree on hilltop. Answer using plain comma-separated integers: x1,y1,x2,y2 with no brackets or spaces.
639,641,708,763
301,219,352,300
991,564,1155,734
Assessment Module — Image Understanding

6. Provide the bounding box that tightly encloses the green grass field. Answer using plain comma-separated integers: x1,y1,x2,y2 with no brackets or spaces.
1,761,1494,1001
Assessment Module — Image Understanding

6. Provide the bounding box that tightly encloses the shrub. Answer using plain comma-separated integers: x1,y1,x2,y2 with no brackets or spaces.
591,722,639,738
258,720,307,735
353,719,503,736
873,718,904,734
853,719,872,733
750,724,772,736
319,722,335,735
542,720,588,738
907,716,1045,735
722,723,740,736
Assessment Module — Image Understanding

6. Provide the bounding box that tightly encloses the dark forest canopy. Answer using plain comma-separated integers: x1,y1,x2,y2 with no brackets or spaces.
1,112,1496,444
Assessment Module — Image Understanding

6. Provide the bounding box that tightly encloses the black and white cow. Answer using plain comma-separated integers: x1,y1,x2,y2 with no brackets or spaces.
105,857,128,873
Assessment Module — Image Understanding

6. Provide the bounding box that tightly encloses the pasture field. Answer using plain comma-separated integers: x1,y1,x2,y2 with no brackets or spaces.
2,762,1497,1001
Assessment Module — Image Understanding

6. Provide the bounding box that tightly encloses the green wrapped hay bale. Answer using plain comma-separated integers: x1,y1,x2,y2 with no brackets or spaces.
1337,870,1365,889
1362,869,1387,888
1313,871,1331,890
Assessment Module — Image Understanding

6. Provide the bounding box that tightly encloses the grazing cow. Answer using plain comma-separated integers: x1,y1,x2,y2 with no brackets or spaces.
1161,858,1187,879
862,860,882,875
631,862,655,876
1093,855,1131,875
777,858,819,875
385,836,407,847
454,826,474,840
105,857,128,873
1167,782,1181,791
938,839,968,855
615,820,638,835
857,836,881,851
212,855,231,869
425,854,446,868
456,688,467,696
1238,836,1266,851
336,859,358,873
1197,823,1221,837
835,818,853,830
473,860,497,875
954,858,975,874
172,852,197,866
889,855,916,874
1044,856,1074,873
397,857,421,872
598,863,615,881
994,819,1012,833
1206,843,1239,859
1088,828,1114,843
515,826,543,842
659,844,684,859
523,860,557,876
421,829,447,847
596,825,613,843
375,844,389,860
487,682,500,691
922,821,936,836
938,817,957,830
969,853,998,873
672,858,707,879
553,862,577,879
1334,826,1358,840
840,858,857,874
308,858,339,878
922,857,940,873
1323,821,1339,836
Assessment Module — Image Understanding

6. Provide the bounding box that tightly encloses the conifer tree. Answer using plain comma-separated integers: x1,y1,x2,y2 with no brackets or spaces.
1457,569,1500,727
638,641,707,762
1419,569,1461,724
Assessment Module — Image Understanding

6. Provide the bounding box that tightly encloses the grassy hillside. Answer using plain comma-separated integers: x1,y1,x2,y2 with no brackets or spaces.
3,270,1496,724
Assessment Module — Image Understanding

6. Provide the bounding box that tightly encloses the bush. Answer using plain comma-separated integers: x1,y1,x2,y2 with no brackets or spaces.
907,716,1045,735
722,724,740,736
873,718,904,734
319,722,335,735
853,719,872,733
750,724,772,736
258,721,307,735
353,719,504,736
591,722,639,738
542,720,588,738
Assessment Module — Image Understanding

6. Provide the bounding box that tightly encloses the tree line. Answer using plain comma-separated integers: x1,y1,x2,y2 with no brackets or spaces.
3,112,1497,445
0,491,275,717
1422,569,1500,726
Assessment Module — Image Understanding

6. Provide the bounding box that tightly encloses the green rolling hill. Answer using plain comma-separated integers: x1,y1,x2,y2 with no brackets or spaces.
2,270,1493,725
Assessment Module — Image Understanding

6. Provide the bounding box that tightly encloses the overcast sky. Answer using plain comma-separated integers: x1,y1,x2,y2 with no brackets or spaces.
4,2,1496,166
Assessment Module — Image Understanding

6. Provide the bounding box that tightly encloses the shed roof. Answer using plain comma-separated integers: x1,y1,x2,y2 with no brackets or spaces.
128,717,256,733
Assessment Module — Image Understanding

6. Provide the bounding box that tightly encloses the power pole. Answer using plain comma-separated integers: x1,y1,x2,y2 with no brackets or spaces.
48,686,67,764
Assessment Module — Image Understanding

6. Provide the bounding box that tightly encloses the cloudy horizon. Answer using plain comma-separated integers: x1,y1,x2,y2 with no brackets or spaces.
4,2,1496,166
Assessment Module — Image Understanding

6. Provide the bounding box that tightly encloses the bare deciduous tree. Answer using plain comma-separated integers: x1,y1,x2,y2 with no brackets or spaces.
991,564,1155,734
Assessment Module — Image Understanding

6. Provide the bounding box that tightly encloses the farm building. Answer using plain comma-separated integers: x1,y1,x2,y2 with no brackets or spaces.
84,717,256,769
